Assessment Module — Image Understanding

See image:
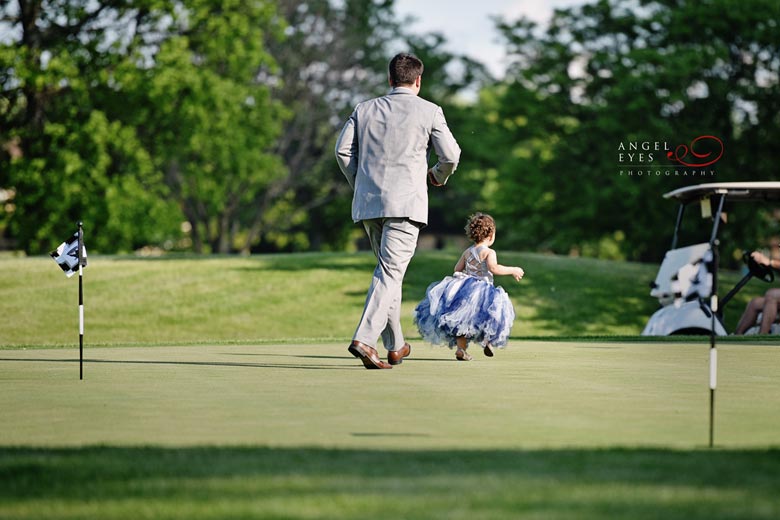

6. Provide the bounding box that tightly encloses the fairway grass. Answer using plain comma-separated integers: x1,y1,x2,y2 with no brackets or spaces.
0,342,780,449
3,250,760,347
0,250,769,346
2,251,779,518
2,341,779,448
1,341,778,519
2,446,778,520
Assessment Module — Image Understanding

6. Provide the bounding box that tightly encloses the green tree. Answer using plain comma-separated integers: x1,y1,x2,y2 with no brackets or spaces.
1,0,489,255
244,0,403,253
1,0,183,253
248,0,491,253
1,1,289,255
484,0,780,261
404,32,495,239
115,0,287,253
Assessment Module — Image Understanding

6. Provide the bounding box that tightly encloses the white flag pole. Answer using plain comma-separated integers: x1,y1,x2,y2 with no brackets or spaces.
709,294,717,448
708,196,725,448
78,222,84,380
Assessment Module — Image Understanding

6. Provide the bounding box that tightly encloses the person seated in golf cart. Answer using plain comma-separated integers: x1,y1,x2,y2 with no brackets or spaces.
734,251,780,335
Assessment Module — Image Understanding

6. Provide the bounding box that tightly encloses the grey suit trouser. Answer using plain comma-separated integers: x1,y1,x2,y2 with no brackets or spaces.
354,218,420,352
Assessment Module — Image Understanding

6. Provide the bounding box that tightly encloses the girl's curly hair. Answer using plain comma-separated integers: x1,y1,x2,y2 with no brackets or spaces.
465,212,495,243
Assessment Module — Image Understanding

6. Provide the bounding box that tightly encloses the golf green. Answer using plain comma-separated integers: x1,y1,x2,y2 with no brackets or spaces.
2,341,777,448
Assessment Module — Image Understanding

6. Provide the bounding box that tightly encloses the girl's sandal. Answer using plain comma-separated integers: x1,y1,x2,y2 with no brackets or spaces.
456,348,472,361
483,345,494,357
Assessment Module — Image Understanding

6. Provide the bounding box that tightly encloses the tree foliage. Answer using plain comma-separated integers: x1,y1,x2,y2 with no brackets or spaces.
247,0,401,253
1,0,185,253
1,0,287,254
117,0,288,253
473,0,780,261
2,0,777,261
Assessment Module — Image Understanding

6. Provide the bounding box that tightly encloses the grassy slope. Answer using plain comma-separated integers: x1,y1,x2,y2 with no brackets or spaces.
0,250,766,347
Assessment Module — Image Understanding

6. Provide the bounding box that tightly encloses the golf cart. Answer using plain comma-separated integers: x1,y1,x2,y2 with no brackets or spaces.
642,182,780,336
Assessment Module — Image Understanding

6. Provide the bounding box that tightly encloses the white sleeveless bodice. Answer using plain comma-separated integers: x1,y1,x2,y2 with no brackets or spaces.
464,246,493,284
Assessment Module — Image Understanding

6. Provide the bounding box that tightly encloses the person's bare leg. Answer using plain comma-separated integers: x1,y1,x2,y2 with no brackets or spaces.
756,288,780,334
735,297,765,335
455,336,471,361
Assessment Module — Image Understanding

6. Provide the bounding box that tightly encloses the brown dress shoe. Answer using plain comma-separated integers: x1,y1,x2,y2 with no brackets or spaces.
348,341,392,369
387,343,411,365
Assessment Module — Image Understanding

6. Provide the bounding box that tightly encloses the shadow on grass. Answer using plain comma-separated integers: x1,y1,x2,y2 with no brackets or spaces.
0,353,461,371
0,446,778,519
0,356,356,371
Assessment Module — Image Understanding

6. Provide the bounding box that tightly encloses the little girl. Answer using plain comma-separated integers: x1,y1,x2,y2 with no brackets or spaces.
414,213,524,361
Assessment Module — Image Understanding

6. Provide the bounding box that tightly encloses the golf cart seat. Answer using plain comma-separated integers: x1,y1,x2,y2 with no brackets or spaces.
642,242,726,336
649,242,713,307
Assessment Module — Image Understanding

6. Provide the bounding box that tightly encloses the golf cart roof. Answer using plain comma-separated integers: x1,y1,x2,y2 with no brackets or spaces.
664,182,780,203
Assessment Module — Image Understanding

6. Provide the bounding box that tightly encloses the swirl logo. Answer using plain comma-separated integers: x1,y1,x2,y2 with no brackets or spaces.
667,135,724,167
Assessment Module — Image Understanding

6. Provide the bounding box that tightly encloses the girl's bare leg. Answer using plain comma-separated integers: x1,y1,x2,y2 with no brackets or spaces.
455,337,472,361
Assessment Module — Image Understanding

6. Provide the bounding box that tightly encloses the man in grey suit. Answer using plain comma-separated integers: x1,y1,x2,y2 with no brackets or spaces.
335,52,461,369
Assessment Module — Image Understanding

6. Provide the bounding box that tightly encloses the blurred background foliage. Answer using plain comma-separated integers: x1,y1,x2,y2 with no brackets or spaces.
1,0,778,262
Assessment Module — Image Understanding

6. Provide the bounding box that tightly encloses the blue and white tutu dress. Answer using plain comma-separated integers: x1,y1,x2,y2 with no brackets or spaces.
414,246,516,348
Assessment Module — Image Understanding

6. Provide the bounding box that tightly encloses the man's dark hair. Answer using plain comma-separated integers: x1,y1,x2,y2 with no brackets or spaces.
389,53,424,87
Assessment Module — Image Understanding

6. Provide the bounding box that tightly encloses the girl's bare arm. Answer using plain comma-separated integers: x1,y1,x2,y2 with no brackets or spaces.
485,249,524,281
454,250,467,272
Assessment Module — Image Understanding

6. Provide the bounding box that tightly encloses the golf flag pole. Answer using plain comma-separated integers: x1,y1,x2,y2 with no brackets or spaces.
707,195,725,448
708,233,721,450
708,244,718,449
78,222,85,380
50,224,88,379
709,331,716,448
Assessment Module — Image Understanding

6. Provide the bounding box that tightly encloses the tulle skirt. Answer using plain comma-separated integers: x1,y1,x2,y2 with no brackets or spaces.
413,272,516,348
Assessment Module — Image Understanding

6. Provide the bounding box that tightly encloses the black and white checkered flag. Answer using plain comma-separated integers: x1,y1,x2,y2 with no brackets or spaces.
50,232,87,278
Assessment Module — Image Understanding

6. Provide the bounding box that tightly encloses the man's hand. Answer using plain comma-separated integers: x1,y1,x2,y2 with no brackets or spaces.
428,168,443,187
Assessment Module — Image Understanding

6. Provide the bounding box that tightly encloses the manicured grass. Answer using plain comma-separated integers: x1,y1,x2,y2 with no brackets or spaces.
2,252,777,518
3,342,778,448
1,341,779,518
0,250,765,347
2,446,778,520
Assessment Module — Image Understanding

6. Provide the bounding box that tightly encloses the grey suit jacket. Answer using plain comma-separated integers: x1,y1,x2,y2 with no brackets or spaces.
335,87,461,225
